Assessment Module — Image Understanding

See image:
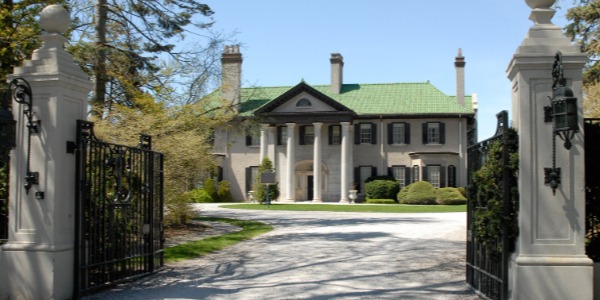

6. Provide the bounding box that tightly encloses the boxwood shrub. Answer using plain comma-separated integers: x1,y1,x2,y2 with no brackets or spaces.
365,179,400,200
186,188,215,203
397,181,437,204
436,187,467,205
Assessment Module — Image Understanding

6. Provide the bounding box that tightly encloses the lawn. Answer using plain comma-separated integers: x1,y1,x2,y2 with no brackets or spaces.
163,216,273,263
221,203,466,213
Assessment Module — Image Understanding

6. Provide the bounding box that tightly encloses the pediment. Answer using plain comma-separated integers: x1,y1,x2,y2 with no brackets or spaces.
254,82,355,116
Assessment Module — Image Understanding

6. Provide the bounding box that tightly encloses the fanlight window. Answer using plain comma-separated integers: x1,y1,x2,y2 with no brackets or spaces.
296,98,312,108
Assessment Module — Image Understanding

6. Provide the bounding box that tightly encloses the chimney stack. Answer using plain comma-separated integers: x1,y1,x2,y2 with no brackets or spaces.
455,48,466,107
330,53,344,94
221,45,242,112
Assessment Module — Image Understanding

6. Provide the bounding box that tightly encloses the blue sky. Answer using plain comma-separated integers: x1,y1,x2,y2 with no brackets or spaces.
201,0,576,140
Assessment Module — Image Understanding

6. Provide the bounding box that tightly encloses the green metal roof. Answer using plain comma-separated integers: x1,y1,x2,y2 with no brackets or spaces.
209,82,475,117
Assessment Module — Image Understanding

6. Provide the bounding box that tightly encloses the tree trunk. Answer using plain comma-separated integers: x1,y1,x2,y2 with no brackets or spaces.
93,0,108,117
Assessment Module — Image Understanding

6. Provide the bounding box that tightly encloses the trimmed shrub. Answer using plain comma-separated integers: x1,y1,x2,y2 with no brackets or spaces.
217,181,233,202
456,186,467,197
397,181,437,205
164,193,194,225
366,198,396,204
187,188,214,203
436,187,467,205
365,180,399,200
365,175,396,183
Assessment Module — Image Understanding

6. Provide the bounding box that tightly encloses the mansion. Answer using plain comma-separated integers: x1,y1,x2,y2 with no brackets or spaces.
211,46,477,202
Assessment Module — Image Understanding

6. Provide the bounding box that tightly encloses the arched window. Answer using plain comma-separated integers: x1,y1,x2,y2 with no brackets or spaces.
296,98,312,108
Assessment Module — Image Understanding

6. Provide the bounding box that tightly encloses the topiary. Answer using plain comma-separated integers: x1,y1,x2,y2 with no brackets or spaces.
436,187,467,205
397,181,437,204
365,180,399,200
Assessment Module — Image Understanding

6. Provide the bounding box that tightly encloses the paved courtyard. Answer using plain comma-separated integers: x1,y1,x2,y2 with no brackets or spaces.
85,203,479,300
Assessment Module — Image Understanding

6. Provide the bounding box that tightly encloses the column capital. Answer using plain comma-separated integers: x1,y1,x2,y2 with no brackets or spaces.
312,122,323,128
286,122,296,127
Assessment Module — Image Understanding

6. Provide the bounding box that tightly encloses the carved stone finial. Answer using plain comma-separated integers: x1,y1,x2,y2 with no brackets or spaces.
39,5,70,34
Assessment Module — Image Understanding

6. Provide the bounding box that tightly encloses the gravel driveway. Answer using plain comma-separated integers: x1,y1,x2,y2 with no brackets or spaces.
85,203,479,300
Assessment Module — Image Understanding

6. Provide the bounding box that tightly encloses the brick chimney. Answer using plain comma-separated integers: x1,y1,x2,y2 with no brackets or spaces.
330,53,344,94
221,45,242,112
455,48,466,107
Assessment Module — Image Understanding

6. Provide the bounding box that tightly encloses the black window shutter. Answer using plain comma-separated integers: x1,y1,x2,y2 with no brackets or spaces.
245,167,252,192
371,166,377,177
354,124,360,144
246,135,252,146
299,126,306,145
354,167,360,191
405,167,411,185
277,126,282,145
405,123,411,144
422,123,428,144
217,167,224,182
328,125,333,145
388,167,393,177
423,166,429,182
439,122,446,144
371,123,377,144
440,166,447,188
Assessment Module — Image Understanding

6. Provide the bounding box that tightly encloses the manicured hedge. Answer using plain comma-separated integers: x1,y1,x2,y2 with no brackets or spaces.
365,179,399,200
365,198,397,204
436,187,467,205
397,181,437,204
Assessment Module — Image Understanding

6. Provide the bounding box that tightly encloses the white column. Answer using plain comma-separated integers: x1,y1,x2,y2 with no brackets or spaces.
340,122,350,203
259,124,268,162
507,1,592,299
285,123,296,202
312,122,323,202
0,5,92,300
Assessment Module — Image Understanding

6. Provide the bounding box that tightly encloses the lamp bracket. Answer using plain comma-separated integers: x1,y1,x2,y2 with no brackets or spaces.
544,167,561,195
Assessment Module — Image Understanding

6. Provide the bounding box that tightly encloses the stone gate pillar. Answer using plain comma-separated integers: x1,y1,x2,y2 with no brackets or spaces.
507,1,592,299
0,5,92,300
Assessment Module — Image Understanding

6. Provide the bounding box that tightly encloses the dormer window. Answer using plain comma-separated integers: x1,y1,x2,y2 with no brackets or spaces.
296,98,312,108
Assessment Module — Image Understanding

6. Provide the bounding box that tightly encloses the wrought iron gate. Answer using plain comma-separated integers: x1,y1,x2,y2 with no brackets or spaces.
74,120,164,297
466,111,518,300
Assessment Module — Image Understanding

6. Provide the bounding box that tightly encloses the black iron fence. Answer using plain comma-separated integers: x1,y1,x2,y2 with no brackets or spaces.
74,120,164,297
585,119,600,262
466,111,518,300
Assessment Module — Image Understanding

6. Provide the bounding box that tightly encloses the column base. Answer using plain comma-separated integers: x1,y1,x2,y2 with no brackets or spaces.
510,255,593,300
312,199,322,203
339,199,350,204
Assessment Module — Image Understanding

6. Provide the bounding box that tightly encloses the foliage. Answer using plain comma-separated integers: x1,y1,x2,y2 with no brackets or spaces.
365,199,396,204
222,203,467,213
365,175,396,183
186,189,214,203
436,187,467,205
164,193,195,226
217,181,233,202
397,181,437,205
67,0,225,116
0,0,66,87
565,1,600,85
164,216,273,263
203,178,217,200
456,186,467,197
252,157,279,204
468,133,519,259
365,180,399,200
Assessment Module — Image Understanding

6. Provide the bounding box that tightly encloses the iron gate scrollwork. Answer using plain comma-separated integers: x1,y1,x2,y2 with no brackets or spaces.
466,111,518,300
74,120,164,297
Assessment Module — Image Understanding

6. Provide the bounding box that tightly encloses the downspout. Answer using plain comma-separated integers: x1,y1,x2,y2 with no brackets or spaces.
458,114,463,187
380,115,385,176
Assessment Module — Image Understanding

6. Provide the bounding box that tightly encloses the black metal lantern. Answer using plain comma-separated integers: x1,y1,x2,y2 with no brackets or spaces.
0,89,16,149
551,80,578,150
543,51,580,195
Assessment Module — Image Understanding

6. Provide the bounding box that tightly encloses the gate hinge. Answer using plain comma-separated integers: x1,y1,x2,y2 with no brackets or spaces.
67,141,77,154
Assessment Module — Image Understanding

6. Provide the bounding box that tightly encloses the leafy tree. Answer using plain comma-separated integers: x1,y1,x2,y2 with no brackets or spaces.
252,157,279,204
565,0,600,85
68,0,224,116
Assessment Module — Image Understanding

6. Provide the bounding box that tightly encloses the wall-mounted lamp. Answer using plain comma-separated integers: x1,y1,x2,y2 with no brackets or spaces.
10,78,41,193
543,51,579,195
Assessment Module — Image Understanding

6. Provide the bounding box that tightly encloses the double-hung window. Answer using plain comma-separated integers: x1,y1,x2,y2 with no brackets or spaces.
422,122,445,144
390,165,410,188
388,122,410,144
277,126,288,145
354,123,377,145
299,125,314,145
329,125,341,145
246,129,260,146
